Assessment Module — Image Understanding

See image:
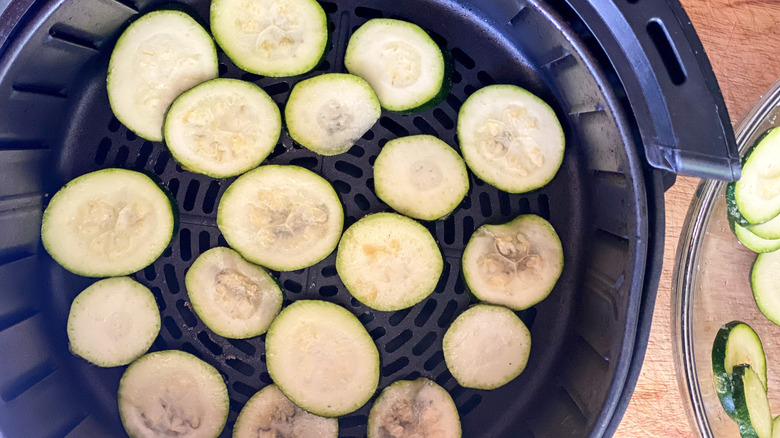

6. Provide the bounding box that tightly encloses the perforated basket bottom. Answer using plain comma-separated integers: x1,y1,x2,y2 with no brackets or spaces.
46,0,588,436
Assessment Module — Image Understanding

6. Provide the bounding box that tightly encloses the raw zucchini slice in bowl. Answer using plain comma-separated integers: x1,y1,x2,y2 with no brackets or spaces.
118,350,229,438
285,73,381,156
773,416,780,438
735,127,780,224
711,321,767,419
266,300,380,417
457,84,565,193
107,10,218,141
164,78,281,178
749,213,780,240
67,277,160,367
751,249,780,326
217,165,344,271
734,221,780,253
336,212,443,311
185,247,283,339
345,18,446,112
367,378,461,438
443,304,531,390
731,364,772,438
462,214,563,310
233,384,338,438
374,135,469,221
41,168,175,277
210,0,328,77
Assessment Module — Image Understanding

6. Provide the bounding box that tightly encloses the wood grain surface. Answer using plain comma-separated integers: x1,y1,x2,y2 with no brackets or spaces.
614,1,780,437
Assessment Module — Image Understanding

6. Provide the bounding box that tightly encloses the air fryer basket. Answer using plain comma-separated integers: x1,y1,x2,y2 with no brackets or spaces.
0,0,659,436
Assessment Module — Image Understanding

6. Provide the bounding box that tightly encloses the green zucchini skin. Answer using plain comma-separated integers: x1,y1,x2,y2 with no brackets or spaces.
728,182,752,229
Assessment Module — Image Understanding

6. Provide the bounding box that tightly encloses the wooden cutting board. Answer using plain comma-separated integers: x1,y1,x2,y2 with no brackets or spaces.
614,1,780,436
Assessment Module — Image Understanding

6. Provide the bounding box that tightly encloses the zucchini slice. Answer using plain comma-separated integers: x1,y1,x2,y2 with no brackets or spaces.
443,304,531,390
67,277,160,367
736,127,780,224
374,135,469,221
336,212,443,311
731,365,772,438
345,18,446,112
217,165,344,271
773,416,780,438
42,169,175,277
462,214,563,310
749,213,780,240
457,84,565,193
367,378,461,438
735,222,780,253
265,300,380,417
712,321,767,419
285,73,381,156
185,247,283,339
107,10,218,141
751,249,780,326
728,182,752,228
233,384,338,438
118,350,229,438
164,78,281,178
210,0,327,77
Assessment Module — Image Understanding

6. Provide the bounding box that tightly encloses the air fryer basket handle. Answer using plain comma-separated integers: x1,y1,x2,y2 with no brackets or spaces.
565,0,741,181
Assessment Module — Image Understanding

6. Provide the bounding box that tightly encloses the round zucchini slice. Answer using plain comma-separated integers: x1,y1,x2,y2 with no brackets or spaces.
345,18,446,112
164,78,281,178
367,378,461,438
107,10,218,142
266,300,380,417
233,384,338,438
457,84,565,193
285,73,381,156
712,321,767,420
374,135,469,221
336,212,443,311
118,350,229,438
217,165,344,271
751,249,780,326
443,304,531,390
67,277,160,367
210,0,327,77
731,365,772,438
42,169,175,277
736,127,780,224
185,247,282,339
462,214,563,310
735,221,780,253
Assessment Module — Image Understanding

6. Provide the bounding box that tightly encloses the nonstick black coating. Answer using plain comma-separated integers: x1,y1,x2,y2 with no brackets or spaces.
0,0,649,436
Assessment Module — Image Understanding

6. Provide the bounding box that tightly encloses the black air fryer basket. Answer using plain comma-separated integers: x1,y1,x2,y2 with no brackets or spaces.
0,0,739,436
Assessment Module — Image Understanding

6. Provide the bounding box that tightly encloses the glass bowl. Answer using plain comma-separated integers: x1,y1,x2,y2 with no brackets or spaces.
674,78,780,437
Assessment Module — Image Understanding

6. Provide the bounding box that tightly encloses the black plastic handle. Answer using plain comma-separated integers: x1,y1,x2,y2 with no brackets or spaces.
565,0,741,181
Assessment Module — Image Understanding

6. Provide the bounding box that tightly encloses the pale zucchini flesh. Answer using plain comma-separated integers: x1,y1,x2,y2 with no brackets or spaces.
751,249,780,326
457,84,565,193
735,222,780,253
443,304,531,390
107,10,218,141
336,212,443,311
185,247,283,339
731,365,772,438
772,416,780,438
118,350,229,438
210,0,328,77
67,277,160,367
749,213,780,239
164,78,281,178
265,300,380,417
374,135,469,221
217,165,344,271
345,18,445,112
735,128,780,224
712,321,767,420
462,214,563,310
41,168,175,277
285,73,381,156
367,378,461,438
233,384,338,438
